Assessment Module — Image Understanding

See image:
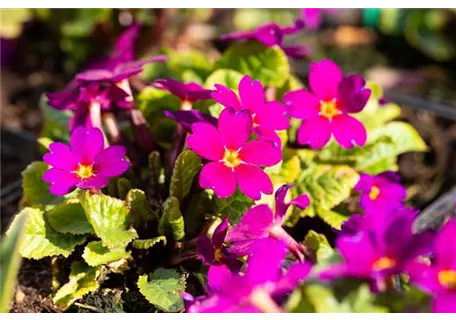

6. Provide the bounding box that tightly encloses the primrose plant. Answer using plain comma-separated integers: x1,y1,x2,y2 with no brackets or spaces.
6,17,455,314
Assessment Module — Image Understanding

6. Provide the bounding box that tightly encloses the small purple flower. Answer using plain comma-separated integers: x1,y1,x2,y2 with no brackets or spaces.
188,238,311,313
320,208,433,284
187,108,282,200
221,19,310,59
284,59,371,149
43,127,129,195
152,78,213,107
227,184,310,260
339,214,365,236
355,171,406,214
211,75,290,146
164,110,217,132
112,22,142,63
197,218,240,271
300,9,337,30
407,219,456,313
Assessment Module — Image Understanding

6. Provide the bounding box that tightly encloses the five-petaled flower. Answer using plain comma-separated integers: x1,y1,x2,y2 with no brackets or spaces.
354,171,406,214
407,219,456,313
320,208,433,286
211,75,289,146
221,19,310,59
284,59,371,149
187,238,311,313
187,108,281,200
43,127,130,195
227,184,310,260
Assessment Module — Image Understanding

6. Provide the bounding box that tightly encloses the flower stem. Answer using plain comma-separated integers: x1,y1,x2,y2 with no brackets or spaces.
103,113,122,144
249,289,283,313
89,101,102,128
130,108,155,152
269,225,307,262
265,86,277,102
168,100,192,173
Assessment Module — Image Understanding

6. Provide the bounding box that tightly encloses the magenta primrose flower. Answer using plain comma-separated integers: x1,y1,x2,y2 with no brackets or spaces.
227,184,310,260
221,19,310,59
300,9,338,30
407,219,456,313
320,208,433,285
188,238,311,313
284,59,371,149
187,108,282,200
152,78,213,106
355,171,406,214
211,75,290,146
42,127,130,196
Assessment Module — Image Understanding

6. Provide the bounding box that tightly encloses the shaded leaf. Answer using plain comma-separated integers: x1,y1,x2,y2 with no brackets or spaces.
148,151,163,196
212,189,254,224
117,178,133,200
131,236,167,250
158,197,185,241
82,241,131,267
47,199,94,235
204,68,244,90
126,189,158,226
170,150,202,202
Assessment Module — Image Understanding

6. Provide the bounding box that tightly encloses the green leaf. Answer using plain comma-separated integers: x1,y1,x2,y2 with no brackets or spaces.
131,236,167,250
208,103,224,118
216,42,290,87
137,87,181,125
117,178,133,200
158,197,185,241
53,261,102,310
356,121,427,174
304,231,334,264
166,48,214,80
21,161,63,207
47,199,94,235
169,151,202,202
6,208,85,259
39,94,71,143
318,209,350,230
185,191,214,237
148,151,163,196
82,241,131,267
137,268,186,312
0,214,25,313
126,189,158,226
354,99,401,131
204,68,244,90
277,75,305,100
289,164,359,228
80,192,137,249
212,189,254,224
344,285,388,313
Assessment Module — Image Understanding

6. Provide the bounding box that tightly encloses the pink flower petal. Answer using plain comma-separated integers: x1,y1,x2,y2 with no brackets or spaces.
253,127,282,148
338,75,371,114
283,89,320,120
200,162,236,198
43,168,79,196
226,205,273,242
332,114,367,149
208,265,232,293
76,174,109,189
43,142,77,171
211,84,241,111
435,220,456,268
309,59,342,101
297,116,331,149
70,127,104,165
433,291,456,313
94,145,130,177
234,163,273,200
197,235,215,264
239,140,282,167
238,75,265,114
218,108,252,150
254,101,290,130
187,122,225,161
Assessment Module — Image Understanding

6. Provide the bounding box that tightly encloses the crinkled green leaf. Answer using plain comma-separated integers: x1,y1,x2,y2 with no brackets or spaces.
53,261,102,310
39,94,71,143
21,161,63,208
216,41,290,87
204,68,244,90
212,189,254,224
1,214,25,313
131,236,167,250
158,197,185,241
137,87,180,124
6,208,85,259
356,121,427,174
80,192,137,249
288,164,359,227
47,199,94,235
126,189,158,226
82,241,131,267
170,150,202,202
137,268,186,313
117,178,133,200
304,231,334,264
318,209,351,230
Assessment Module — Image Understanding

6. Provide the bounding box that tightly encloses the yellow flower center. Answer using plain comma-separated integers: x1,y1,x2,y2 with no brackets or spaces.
223,149,241,168
438,270,456,289
372,256,396,271
214,248,224,263
369,186,381,200
319,100,340,120
75,164,94,179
